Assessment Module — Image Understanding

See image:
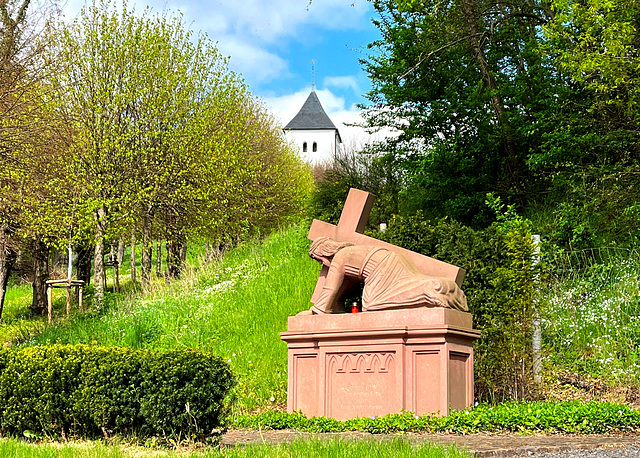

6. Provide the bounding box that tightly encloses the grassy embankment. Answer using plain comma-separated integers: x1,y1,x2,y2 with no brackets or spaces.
3,223,640,458
0,437,469,458
7,224,318,413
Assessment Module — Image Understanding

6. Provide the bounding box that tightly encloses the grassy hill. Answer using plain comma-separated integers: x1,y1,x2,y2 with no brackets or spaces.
12,224,318,414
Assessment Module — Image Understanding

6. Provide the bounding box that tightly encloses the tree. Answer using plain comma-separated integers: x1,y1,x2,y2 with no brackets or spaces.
47,1,150,302
527,0,640,244
0,0,69,318
48,0,312,296
360,0,640,244
157,93,313,278
362,0,558,225
309,143,401,226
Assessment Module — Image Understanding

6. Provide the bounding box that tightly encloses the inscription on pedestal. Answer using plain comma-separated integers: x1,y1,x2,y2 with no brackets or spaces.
326,352,397,420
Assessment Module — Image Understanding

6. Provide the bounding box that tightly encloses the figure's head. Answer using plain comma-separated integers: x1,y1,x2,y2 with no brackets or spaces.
309,237,354,258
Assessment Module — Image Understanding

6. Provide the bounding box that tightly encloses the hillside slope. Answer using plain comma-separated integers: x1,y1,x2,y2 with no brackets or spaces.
27,224,319,413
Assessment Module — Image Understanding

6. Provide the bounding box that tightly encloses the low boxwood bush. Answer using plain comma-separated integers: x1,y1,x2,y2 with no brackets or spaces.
234,401,640,434
0,345,234,441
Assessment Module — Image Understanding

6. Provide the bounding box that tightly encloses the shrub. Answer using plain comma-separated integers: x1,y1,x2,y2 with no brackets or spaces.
309,149,402,227
0,345,234,441
139,349,234,437
234,401,640,434
373,205,539,402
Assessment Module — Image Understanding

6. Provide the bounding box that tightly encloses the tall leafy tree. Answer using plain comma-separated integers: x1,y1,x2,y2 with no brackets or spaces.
48,0,150,302
48,0,312,296
530,0,640,244
362,0,557,225
0,0,69,318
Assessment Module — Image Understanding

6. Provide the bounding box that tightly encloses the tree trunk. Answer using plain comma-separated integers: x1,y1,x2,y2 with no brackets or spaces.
0,230,17,324
460,0,522,195
141,222,152,286
206,240,227,263
205,240,213,264
93,206,106,305
117,238,125,266
130,230,137,284
179,239,187,264
166,236,186,280
76,243,92,285
155,241,162,277
109,240,117,263
29,240,49,315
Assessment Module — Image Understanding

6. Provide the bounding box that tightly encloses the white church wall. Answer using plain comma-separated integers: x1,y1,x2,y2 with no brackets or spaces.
285,129,339,163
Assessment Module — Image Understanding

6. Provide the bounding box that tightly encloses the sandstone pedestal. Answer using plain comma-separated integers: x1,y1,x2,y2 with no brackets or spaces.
280,308,481,420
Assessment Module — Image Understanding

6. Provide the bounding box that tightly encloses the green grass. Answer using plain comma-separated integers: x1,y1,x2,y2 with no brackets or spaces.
0,282,47,344
0,438,471,457
22,224,319,413
542,251,640,382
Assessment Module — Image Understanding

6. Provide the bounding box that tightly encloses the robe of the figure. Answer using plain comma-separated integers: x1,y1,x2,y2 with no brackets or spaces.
360,248,468,312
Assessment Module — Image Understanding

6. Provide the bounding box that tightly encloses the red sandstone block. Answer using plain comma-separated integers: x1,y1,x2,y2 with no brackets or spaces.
281,308,480,420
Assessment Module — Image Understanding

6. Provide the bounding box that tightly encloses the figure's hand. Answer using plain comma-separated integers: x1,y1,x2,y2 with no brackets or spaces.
310,253,332,266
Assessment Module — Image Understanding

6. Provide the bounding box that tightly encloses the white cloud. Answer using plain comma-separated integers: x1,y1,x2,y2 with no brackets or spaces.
61,0,374,89
69,0,373,43
59,0,382,145
324,76,361,95
189,0,372,43
216,37,291,83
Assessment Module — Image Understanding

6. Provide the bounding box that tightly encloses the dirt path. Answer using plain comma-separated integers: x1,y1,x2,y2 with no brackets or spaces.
221,429,640,457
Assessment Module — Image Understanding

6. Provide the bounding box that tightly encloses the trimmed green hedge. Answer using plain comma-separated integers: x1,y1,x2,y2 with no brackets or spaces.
0,345,234,441
234,401,640,434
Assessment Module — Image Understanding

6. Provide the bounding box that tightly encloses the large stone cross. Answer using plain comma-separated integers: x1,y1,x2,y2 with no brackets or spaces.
308,188,465,304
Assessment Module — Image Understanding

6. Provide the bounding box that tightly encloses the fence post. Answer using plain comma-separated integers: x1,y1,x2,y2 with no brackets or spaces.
531,234,542,384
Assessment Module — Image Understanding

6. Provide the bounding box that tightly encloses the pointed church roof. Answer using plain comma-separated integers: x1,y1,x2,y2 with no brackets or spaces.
284,91,341,141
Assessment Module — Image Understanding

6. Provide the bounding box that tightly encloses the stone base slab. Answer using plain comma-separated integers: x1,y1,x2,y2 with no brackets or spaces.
280,308,481,420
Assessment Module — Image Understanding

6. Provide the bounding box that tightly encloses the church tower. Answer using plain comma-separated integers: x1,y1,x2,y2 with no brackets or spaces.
283,90,342,162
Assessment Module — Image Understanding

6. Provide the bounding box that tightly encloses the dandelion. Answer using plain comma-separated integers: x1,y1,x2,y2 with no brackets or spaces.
270,396,275,402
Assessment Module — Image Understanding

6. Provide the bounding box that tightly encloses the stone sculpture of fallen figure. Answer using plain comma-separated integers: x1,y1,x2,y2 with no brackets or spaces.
300,237,468,315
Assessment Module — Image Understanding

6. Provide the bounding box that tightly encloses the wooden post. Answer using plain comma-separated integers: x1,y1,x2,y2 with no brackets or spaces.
47,285,53,323
114,262,120,292
78,286,83,312
66,284,71,316
532,234,542,384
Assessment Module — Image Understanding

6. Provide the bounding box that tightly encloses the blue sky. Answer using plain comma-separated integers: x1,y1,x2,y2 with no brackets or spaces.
62,0,384,149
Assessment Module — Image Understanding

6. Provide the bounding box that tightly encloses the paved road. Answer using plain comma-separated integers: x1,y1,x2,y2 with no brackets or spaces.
221,429,640,457
529,446,640,458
